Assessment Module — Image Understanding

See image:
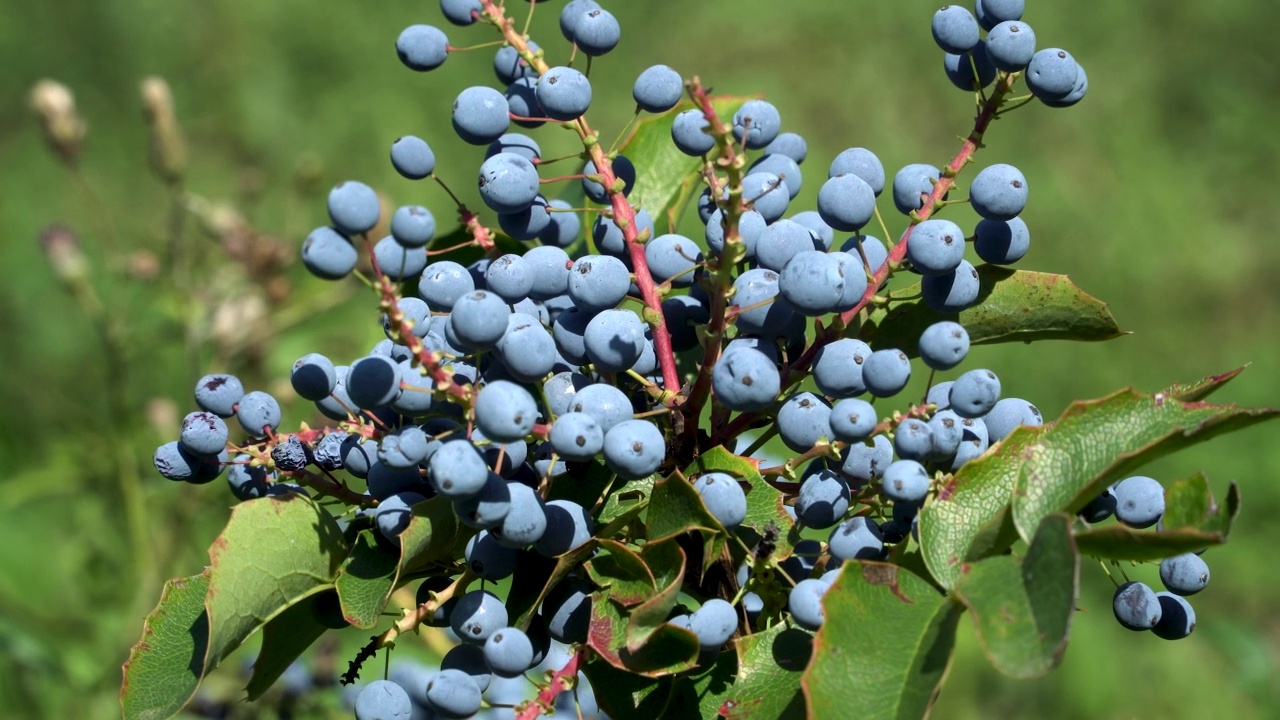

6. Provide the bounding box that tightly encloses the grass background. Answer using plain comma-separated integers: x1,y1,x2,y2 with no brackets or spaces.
1,0,1278,717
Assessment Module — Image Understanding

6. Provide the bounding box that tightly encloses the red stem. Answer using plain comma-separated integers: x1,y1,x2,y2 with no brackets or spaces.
515,648,586,720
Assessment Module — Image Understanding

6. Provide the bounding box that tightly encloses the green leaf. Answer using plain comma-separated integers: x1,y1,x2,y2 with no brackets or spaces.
598,475,655,528
624,540,687,652
243,592,331,699
620,96,752,234
646,472,726,574
951,514,1078,679
803,562,962,720
682,650,738,720
587,590,699,676
120,571,210,720
586,539,692,672
334,530,398,629
1010,386,1277,543
1160,365,1248,402
719,623,810,720
202,495,346,674
548,458,616,509
1074,473,1239,561
688,446,797,558
397,495,468,576
861,267,1126,351
587,539,657,606
582,659,678,720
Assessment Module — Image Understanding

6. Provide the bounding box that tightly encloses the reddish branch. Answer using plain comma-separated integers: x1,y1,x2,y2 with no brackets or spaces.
710,73,1020,448
478,0,681,397
515,647,588,720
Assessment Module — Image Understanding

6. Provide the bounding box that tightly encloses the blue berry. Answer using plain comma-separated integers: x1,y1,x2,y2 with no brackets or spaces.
841,234,888,275
536,66,592,121
390,205,436,249
983,398,1043,441
788,578,828,630
486,133,541,162
584,309,646,372
355,679,413,720
465,531,519,582
828,147,884,195
338,435,377,479
493,41,539,86
236,390,282,437
712,348,781,412
951,417,990,471
932,6,980,54
536,499,595,557
813,338,871,398
861,349,911,398
1151,593,1196,640
693,472,747,530
829,398,877,443
1026,48,1080,101
441,0,483,26
376,492,426,540
918,321,969,371
154,441,213,483
742,171,791,222
731,268,796,338
485,254,534,304
396,25,449,72
892,163,941,215
542,579,592,644
670,109,714,156
492,482,548,547
796,467,850,528
572,8,620,56
829,516,883,561
749,154,803,199
839,434,893,483
970,164,1028,221
1078,490,1116,523
428,440,490,500
732,99,782,150
180,411,228,458
390,135,435,179
194,374,244,418
539,199,581,247
1113,581,1161,631
522,246,572,300
779,250,845,316
882,459,930,503
484,627,536,677
755,219,819,273
817,173,876,232
645,234,702,287
602,419,664,479
927,409,965,461
777,392,833,452
478,152,540,214
449,291,511,350
927,381,954,410
568,254,630,312
592,207,654,257
1041,64,1088,108
559,0,602,40
831,251,869,312
327,181,380,236
565,378,631,434
453,472,512,529
906,219,966,276
582,155,635,203
391,362,435,417
1112,476,1165,528
689,598,737,650
767,132,808,164
475,380,538,443
974,216,1030,265
497,195,551,242
893,419,934,462
943,41,998,91
418,261,474,312
975,0,1024,30
372,235,427,280
633,64,683,113
1160,553,1210,596
986,21,1036,72
949,369,1001,419
552,306,593,365
226,454,271,500
504,77,545,129
790,210,834,250
271,436,311,472
440,644,491,694
425,669,483,717
347,355,403,410
922,260,981,313
453,86,510,145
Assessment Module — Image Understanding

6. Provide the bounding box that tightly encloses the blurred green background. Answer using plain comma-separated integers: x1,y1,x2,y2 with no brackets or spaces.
2,0,1278,718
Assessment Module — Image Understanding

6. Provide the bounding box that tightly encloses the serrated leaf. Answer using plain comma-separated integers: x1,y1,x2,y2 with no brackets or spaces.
202,495,346,675
334,530,398,629
951,514,1078,679
120,571,210,720
598,475,655,529
719,623,810,720
1160,365,1248,402
624,540,687,652
802,562,961,720
582,659,677,720
587,539,657,606
1163,473,1240,535
588,589,699,676
861,267,1125,351
1010,386,1277,542
620,96,752,234
646,472,727,574
688,446,797,558
397,495,467,576
243,592,331,699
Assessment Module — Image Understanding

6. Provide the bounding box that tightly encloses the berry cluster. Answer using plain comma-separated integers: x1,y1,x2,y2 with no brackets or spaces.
145,0,1147,717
